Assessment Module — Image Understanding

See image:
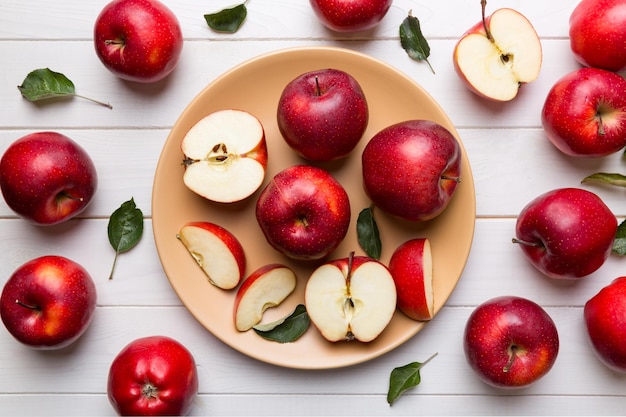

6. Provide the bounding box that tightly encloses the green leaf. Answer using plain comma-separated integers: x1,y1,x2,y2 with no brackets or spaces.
107,198,144,280
613,219,626,256
253,304,310,343
399,10,435,74
581,172,626,187
357,206,382,259
204,1,248,33
387,352,438,405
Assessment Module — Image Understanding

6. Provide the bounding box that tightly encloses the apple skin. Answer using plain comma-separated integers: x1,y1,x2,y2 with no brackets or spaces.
0,132,98,225
0,256,97,350
362,120,461,222
94,0,183,83
277,68,369,162
569,0,626,72
541,67,626,157
464,296,560,389
255,165,351,260
309,0,392,32
513,188,617,280
584,276,626,372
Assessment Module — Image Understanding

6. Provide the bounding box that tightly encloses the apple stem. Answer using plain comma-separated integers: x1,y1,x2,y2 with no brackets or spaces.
511,237,542,248
596,111,606,136
15,299,41,311
314,76,322,97
58,191,84,203
503,345,518,373
441,175,461,183
480,0,494,42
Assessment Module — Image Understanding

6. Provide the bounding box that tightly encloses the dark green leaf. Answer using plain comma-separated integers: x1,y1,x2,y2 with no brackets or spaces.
357,206,382,259
387,352,438,405
204,1,248,33
582,172,626,187
107,198,144,279
399,10,435,74
613,219,626,256
253,304,310,343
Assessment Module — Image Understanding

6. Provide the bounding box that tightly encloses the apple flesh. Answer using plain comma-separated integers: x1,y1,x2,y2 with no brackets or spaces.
305,254,396,342
181,109,268,203
309,0,392,32
176,221,246,290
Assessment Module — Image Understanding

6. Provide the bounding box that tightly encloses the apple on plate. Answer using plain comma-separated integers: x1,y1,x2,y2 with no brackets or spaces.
0,255,97,349
94,0,183,83
305,253,396,342
176,221,246,290
388,238,434,321
309,0,392,32
181,109,268,204
0,131,98,226
453,5,542,101
512,187,617,279
233,264,297,332
569,0,626,72
464,296,559,389
362,119,461,222
277,68,369,162
255,165,351,260
541,67,626,158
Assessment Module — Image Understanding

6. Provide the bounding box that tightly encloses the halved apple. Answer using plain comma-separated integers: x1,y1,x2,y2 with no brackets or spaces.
388,238,434,321
233,264,297,332
181,109,268,203
304,253,397,342
176,221,246,290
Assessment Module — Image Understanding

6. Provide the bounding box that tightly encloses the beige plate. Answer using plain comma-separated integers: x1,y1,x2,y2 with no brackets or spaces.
152,46,476,369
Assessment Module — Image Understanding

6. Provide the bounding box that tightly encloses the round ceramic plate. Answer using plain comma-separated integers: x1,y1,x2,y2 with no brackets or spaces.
152,46,476,369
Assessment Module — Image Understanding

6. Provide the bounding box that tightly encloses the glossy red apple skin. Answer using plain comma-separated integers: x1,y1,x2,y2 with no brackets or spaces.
277,68,368,162
464,296,559,389
569,0,626,72
0,132,98,225
0,256,97,350
255,165,351,260
94,0,183,83
541,67,626,157
309,0,392,32
514,188,616,280
584,276,626,372
362,120,461,222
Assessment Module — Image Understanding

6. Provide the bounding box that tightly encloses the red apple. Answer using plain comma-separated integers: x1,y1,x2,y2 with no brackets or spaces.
0,132,98,225
584,276,626,372
0,256,97,350
569,0,626,72
541,67,626,158
513,188,617,279
309,0,392,32
107,335,198,416
361,119,461,222
94,0,183,83
464,296,560,389
277,68,368,162
255,165,351,260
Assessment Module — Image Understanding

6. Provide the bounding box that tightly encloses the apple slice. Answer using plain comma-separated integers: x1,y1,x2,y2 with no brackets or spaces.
388,238,434,321
453,7,542,101
233,264,297,332
181,109,268,203
304,253,397,342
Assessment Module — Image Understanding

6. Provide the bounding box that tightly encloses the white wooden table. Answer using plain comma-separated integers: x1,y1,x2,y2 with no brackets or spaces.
2,0,626,415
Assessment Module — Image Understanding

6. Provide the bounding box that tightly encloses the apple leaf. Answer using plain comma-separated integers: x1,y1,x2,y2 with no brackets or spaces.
387,352,438,405
357,206,382,259
399,10,435,74
18,68,112,109
108,198,144,280
582,172,626,187
204,0,248,33
253,304,310,343
613,219,626,256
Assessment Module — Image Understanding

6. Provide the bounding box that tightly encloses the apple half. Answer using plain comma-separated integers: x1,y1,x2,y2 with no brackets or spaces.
233,264,297,332
181,109,268,203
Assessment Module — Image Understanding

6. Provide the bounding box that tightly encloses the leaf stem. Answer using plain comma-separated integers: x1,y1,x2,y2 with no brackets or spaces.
74,94,113,109
109,251,119,280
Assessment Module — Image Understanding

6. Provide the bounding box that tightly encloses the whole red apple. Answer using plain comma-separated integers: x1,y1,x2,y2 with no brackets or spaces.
362,119,461,222
0,132,98,225
569,0,626,72
277,68,369,162
541,67,626,157
464,296,559,389
309,0,392,32
0,256,97,349
584,276,626,372
255,165,351,260
94,0,183,83
513,188,617,279
107,335,199,416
